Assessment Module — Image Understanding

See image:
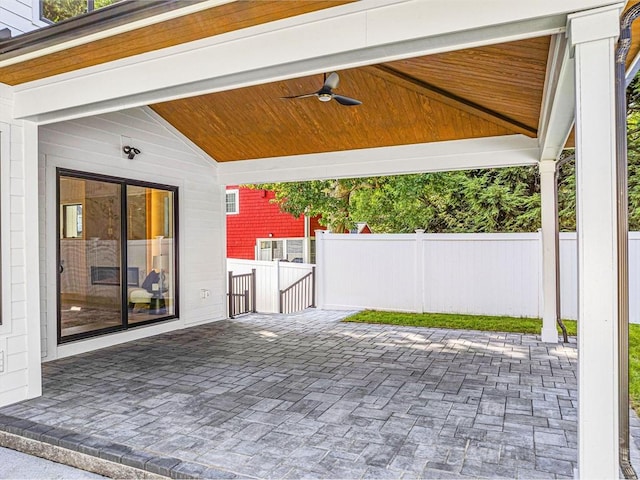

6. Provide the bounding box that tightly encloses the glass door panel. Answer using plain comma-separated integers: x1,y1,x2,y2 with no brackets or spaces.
127,185,175,324
58,176,123,340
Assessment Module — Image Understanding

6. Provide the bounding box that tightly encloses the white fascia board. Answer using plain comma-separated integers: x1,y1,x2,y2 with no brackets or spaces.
11,0,619,124
538,33,576,160
216,135,540,184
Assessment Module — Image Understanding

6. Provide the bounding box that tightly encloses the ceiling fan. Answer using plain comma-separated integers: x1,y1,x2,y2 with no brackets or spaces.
283,72,362,106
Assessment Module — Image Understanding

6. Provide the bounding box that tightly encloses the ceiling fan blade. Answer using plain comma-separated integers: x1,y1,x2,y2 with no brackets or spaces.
281,93,318,99
333,94,362,106
324,72,340,90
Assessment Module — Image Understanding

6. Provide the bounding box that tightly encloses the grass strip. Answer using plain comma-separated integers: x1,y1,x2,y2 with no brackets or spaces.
630,324,640,411
344,310,577,336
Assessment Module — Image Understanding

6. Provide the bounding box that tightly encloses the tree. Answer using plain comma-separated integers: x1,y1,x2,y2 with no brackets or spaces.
254,167,544,234
41,0,120,23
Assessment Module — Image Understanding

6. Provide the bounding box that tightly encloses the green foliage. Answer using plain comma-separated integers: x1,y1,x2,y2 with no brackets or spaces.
344,310,577,336
41,0,120,23
41,0,85,22
630,323,640,411
254,166,546,233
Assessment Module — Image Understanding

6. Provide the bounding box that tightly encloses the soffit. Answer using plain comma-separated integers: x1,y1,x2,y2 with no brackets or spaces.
150,36,549,162
0,0,352,86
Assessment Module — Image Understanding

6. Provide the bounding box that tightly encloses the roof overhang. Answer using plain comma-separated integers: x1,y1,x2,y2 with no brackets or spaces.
0,0,633,174
0,0,212,61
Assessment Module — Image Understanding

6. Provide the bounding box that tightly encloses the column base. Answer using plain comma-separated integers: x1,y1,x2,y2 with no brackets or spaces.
541,324,559,343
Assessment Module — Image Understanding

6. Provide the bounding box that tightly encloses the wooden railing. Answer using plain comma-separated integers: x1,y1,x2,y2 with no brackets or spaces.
279,267,315,314
228,269,256,318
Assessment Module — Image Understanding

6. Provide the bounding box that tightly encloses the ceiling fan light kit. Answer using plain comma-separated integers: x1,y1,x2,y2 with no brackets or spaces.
283,72,362,106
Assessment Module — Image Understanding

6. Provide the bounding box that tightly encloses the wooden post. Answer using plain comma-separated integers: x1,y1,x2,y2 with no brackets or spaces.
251,268,257,313
227,270,234,318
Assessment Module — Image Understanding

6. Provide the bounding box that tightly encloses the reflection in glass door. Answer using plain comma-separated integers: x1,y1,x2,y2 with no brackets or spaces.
58,175,123,340
127,185,176,324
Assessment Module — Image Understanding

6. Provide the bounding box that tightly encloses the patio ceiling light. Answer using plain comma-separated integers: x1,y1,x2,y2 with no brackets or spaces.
123,145,141,159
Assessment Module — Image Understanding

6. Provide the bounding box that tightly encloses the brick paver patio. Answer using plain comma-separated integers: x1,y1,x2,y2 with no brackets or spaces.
0,310,581,478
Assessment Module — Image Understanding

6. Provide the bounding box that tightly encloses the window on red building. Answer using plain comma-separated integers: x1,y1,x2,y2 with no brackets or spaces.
225,189,239,214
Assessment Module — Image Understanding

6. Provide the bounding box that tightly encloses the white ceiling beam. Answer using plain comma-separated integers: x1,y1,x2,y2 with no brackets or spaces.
538,33,576,160
12,0,620,124
216,135,540,185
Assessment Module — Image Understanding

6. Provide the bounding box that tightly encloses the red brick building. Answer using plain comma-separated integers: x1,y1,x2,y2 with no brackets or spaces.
226,186,324,261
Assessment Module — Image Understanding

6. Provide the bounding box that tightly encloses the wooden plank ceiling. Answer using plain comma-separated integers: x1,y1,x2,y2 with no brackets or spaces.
1,2,640,162
0,0,352,85
151,36,550,162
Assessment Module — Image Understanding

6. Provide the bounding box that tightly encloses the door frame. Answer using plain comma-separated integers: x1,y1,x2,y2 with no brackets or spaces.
56,168,179,344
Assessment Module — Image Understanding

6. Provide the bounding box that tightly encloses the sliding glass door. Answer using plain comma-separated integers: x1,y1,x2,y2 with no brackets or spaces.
58,170,178,343
58,175,123,339
126,185,176,324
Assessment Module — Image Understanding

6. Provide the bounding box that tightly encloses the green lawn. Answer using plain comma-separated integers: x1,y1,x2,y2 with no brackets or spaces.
344,310,577,336
630,324,640,410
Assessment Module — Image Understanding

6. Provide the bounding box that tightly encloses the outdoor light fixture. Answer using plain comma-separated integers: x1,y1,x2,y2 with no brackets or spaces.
123,146,141,159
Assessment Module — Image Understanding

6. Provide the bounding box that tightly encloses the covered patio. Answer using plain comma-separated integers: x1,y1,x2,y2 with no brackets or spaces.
0,310,580,478
0,0,638,476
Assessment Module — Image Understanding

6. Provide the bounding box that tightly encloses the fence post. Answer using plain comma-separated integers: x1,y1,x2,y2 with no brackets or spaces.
251,268,257,312
311,266,316,308
315,230,325,309
414,229,425,313
274,259,281,313
228,270,234,318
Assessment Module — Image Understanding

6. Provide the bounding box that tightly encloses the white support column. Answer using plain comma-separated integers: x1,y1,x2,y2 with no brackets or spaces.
414,229,425,314
314,230,325,309
23,120,42,398
539,159,560,343
274,259,281,313
569,5,623,478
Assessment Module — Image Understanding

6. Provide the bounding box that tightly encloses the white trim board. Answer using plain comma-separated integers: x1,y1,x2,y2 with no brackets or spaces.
217,135,540,184
537,33,576,160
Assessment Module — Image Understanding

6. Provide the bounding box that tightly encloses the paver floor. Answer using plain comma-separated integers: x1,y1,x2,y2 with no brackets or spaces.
0,310,580,479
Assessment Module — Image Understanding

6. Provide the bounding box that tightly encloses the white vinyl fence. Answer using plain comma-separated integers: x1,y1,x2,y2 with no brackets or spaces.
227,259,315,313
314,231,640,322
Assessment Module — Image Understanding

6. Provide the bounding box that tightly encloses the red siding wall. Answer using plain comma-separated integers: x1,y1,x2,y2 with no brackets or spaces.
226,186,323,259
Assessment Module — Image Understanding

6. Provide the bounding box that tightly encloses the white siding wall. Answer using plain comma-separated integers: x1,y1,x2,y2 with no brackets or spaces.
38,107,226,361
0,84,42,406
0,0,47,36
